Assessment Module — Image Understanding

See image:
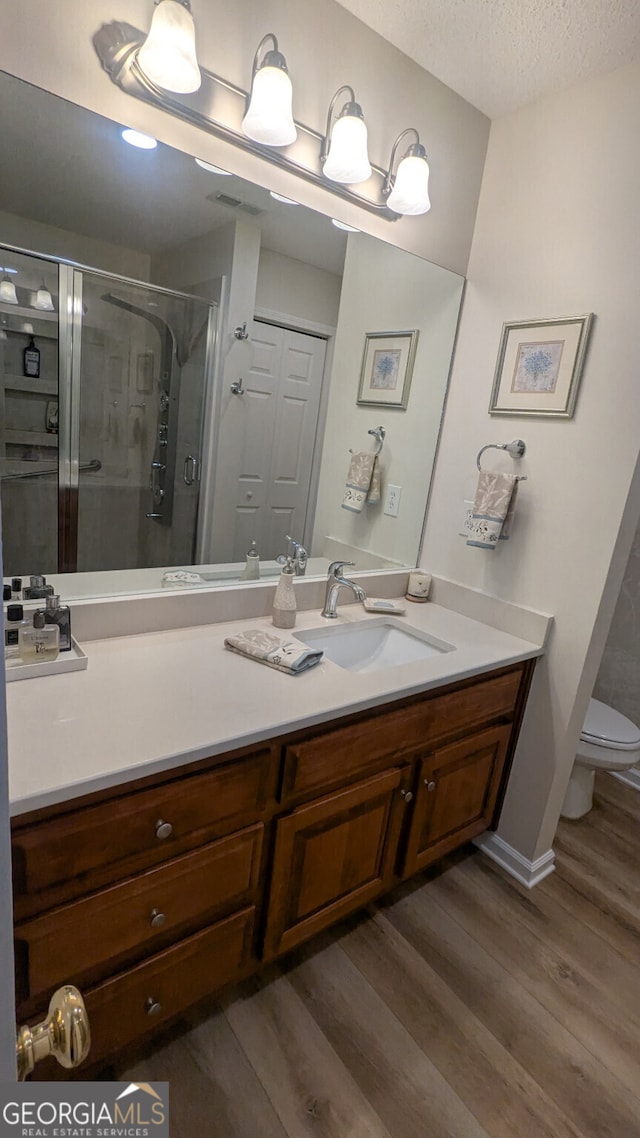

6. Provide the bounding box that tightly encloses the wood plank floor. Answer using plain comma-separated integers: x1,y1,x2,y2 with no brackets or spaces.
122,771,640,1138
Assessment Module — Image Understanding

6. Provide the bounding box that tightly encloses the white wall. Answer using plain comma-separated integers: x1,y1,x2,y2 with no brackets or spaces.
313,233,463,566
0,0,489,277
256,249,342,329
423,59,640,862
0,209,150,280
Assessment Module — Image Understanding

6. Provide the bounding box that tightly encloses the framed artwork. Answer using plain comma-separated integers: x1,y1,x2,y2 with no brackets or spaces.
357,329,419,409
489,313,594,417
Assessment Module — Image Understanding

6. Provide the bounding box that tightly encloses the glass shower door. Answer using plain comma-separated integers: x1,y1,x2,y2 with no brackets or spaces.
67,270,214,574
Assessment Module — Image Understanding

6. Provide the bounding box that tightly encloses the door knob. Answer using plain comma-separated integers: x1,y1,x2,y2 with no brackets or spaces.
155,819,173,840
150,908,166,929
146,997,162,1017
400,788,413,803
424,780,436,791
16,985,91,1081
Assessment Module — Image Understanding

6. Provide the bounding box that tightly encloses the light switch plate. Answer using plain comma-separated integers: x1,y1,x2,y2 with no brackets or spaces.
384,484,402,517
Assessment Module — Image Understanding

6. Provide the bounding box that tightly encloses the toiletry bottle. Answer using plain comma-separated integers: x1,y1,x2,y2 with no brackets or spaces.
18,610,59,662
272,556,296,629
23,574,54,600
242,540,261,581
3,584,11,603
11,577,23,598
44,593,72,652
4,603,26,660
23,335,40,379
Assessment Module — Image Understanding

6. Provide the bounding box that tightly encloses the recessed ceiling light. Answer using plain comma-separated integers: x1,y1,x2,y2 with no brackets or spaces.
270,191,299,205
195,158,231,175
121,128,158,150
332,218,359,232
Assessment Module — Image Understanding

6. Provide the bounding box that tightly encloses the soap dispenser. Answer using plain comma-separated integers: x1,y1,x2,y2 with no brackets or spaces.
272,556,296,629
242,539,261,581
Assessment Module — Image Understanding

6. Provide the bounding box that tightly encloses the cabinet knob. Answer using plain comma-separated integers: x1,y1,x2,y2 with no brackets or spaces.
155,819,173,840
145,997,162,1017
424,780,436,792
400,789,414,803
150,908,166,929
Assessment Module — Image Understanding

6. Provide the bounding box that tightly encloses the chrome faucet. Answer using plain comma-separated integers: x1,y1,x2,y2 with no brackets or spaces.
277,535,308,576
321,560,366,618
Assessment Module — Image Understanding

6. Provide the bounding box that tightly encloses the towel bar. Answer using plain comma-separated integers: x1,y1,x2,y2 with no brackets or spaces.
476,439,527,480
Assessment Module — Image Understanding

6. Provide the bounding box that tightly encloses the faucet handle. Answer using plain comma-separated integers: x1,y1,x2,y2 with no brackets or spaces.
328,560,355,578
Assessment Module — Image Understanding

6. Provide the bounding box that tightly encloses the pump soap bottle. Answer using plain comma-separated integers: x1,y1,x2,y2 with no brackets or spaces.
272,556,296,629
241,540,261,581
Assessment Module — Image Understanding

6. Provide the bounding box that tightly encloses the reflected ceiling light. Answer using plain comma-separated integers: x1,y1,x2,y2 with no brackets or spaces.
321,86,371,185
22,322,34,334
241,34,297,147
0,275,18,304
270,191,298,205
384,128,431,216
0,330,6,341
194,158,231,174
137,0,201,94
331,219,359,232
0,266,17,274
121,128,158,149
35,279,55,311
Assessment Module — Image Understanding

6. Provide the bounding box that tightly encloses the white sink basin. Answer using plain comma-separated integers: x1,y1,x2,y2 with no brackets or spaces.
295,617,455,674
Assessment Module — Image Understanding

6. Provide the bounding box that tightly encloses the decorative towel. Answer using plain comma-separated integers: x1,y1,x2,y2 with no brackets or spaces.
342,452,381,513
466,472,519,549
224,629,324,675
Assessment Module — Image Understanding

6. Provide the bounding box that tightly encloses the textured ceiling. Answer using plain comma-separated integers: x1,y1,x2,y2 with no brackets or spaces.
335,0,640,117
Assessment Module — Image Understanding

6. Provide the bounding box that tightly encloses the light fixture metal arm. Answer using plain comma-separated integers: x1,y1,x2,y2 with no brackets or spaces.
320,84,355,163
250,32,280,79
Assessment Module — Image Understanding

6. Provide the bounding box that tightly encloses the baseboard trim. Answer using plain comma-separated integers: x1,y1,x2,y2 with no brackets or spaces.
473,832,556,889
612,768,640,792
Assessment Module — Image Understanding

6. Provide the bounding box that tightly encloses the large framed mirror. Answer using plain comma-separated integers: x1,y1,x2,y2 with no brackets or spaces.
0,69,464,601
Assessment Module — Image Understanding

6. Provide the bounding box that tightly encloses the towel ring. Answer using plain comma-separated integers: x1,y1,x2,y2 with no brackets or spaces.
368,425,386,455
477,439,527,480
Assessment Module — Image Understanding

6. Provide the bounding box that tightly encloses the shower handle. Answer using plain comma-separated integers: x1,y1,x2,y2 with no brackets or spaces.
183,455,200,486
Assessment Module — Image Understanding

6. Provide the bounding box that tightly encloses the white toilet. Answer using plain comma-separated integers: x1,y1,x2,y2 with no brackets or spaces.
561,698,640,819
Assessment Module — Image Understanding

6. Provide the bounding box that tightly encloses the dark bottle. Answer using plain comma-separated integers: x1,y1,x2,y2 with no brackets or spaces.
11,578,22,597
23,574,55,600
23,336,40,379
3,585,11,602
44,594,72,652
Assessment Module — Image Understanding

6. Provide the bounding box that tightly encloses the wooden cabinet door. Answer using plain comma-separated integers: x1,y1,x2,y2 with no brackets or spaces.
263,767,407,959
401,723,512,878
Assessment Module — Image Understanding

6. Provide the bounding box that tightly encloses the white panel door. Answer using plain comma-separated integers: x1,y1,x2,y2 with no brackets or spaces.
212,321,326,564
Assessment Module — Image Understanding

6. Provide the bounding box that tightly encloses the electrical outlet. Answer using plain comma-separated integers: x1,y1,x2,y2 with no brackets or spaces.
384,484,402,517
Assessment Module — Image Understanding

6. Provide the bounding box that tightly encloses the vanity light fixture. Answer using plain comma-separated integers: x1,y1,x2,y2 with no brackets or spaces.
321,86,371,185
241,34,297,147
194,158,231,174
121,128,158,149
35,279,55,312
95,14,432,222
0,275,18,305
270,191,298,204
136,0,201,94
383,128,431,216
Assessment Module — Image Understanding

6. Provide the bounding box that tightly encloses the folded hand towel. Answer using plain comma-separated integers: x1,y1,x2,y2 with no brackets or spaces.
342,452,381,513
224,629,323,675
466,471,518,549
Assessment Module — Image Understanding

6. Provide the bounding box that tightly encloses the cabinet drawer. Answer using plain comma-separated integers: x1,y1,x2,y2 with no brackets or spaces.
15,824,263,1002
13,750,275,901
30,907,256,1076
281,668,523,803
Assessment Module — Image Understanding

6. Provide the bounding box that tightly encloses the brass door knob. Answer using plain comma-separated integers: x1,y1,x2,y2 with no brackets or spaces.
16,985,91,1081
155,819,173,840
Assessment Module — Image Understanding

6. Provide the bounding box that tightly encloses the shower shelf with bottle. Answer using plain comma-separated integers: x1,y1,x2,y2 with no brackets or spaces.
0,320,59,462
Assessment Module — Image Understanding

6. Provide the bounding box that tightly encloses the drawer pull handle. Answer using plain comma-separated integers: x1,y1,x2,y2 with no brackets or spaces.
155,819,173,840
400,789,413,803
145,998,162,1017
150,908,166,929
424,780,436,792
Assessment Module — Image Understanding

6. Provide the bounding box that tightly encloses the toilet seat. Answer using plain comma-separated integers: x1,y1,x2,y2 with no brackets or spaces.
580,698,640,752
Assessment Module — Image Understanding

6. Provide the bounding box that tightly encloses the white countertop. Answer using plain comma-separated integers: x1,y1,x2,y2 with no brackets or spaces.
6,593,550,817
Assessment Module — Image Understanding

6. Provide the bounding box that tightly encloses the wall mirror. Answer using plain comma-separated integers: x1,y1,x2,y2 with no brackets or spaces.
0,69,464,601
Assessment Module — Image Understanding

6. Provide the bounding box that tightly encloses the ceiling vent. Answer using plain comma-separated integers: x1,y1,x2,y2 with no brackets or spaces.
208,191,263,216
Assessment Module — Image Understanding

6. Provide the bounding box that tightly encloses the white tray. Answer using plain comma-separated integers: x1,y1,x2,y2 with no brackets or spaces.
5,637,88,682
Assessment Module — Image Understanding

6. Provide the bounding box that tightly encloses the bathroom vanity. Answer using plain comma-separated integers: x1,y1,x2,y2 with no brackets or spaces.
7,583,549,1077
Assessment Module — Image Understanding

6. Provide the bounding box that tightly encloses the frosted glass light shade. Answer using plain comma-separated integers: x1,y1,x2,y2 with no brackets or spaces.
137,0,201,94
387,153,431,215
35,282,55,311
242,67,297,146
0,276,18,304
323,114,371,184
